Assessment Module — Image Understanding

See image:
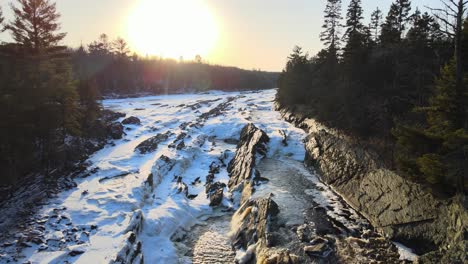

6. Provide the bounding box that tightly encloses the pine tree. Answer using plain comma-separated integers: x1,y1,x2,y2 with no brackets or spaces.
320,0,343,59
5,0,66,53
369,8,383,43
380,0,412,44
112,37,130,57
343,0,368,64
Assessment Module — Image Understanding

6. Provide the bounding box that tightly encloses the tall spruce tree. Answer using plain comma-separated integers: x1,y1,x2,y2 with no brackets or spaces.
370,8,383,42
2,0,82,177
380,0,412,44
320,0,343,59
5,0,66,53
343,0,368,65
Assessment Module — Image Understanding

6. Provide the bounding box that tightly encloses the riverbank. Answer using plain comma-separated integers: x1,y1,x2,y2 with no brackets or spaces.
275,102,467,263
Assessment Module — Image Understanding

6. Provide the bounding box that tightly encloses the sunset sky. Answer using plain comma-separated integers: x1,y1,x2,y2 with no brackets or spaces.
0,0,443,71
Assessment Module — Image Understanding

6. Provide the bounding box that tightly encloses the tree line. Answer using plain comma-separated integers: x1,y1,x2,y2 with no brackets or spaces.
0,0,277,186
277,0,467,194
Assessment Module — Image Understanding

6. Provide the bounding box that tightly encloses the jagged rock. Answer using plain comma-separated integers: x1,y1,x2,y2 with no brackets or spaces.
135,132,170,154
108,122,124,140
206,182,226,206
122,116,141,125
227,124,269,203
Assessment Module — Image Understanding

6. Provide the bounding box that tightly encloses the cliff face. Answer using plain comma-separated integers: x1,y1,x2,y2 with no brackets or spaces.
277,103,467,263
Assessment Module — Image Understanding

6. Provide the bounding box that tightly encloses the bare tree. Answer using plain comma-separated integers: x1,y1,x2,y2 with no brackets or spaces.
428,0,468,128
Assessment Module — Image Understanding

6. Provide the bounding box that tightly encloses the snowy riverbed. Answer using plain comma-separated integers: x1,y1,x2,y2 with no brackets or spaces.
0,89,417,263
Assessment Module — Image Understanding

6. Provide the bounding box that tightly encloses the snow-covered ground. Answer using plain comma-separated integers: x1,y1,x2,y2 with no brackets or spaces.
0,89,417,263
0,89,307,263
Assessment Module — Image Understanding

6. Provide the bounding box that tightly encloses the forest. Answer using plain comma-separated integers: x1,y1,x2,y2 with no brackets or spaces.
278,0,468,194
0,0,277,186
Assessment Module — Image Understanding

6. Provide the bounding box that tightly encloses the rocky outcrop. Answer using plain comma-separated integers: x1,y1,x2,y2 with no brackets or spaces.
227,123,269,205
277,103,467,263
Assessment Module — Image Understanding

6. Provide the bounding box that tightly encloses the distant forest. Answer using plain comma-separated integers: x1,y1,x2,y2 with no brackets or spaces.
72,33,278,97
278,0,467,194
0,0,277,186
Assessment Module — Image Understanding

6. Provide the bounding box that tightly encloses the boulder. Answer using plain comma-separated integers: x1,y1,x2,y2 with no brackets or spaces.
108,122,124,140
135,132,170,154
122,116,141,125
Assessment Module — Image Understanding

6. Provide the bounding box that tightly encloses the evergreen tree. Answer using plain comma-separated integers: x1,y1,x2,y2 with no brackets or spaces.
380,0,412,44
343,0,368,66
112,37,130,57
320,0,343,59
5,0,66,53
369,8,383,43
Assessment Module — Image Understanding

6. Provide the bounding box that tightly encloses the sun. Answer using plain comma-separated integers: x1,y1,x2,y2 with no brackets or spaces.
127,0,219,60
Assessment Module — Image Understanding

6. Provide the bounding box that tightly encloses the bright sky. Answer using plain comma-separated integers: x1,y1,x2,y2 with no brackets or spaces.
0,0,444,71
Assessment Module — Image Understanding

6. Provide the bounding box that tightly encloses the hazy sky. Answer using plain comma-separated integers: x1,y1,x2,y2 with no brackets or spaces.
0,0,444,71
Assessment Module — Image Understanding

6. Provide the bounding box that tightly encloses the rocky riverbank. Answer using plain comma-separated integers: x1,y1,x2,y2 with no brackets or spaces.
226,123,406,263
275,103,467,263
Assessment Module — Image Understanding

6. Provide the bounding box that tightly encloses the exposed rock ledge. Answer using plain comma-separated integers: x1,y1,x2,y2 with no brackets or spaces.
276,103,467,263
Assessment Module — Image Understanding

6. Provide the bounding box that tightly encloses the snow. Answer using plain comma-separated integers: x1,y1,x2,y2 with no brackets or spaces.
1,88,398,264
2,89,314,263
393,242,419,262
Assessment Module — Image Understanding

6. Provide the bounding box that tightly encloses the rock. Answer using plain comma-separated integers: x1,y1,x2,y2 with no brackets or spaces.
223,138,239,145
102,110,125,122
135,132,170,154
304,242,332,258
122,116,141,125
108,122,124,139
227,124,269,203
207,182,225,206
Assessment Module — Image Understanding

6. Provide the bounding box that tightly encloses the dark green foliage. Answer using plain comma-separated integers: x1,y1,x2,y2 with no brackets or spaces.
394,61,468,192
5,0,67,53
380,0,411,44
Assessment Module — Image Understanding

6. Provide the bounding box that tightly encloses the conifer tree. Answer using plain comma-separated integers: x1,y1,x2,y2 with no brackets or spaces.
113,37,130,57
369,8,383,42
5,0,66,53
343,0,368,65
320,0,343,59
380,0,412,44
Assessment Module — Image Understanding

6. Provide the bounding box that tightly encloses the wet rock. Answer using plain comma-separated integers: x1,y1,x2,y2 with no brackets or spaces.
122,116,141,125
135,132,170,154
108,122,124,140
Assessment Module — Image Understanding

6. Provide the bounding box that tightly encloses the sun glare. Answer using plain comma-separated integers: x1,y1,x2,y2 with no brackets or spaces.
127,0,219,60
